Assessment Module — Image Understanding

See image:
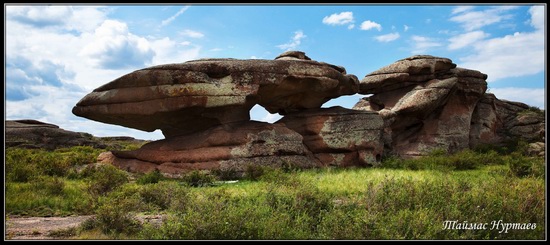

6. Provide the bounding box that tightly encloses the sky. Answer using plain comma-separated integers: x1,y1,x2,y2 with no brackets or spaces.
4,4,546,140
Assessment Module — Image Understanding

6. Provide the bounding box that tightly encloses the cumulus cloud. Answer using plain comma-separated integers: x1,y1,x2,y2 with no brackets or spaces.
7,5,72,27
5,5,203,140
277,30,306,51
322,11,354,29
490,87,545,109
375,32,400,42
160,6,190,27
360,20,382,31
410,35,442,54
80,20,155,69
449,5,519,31
456,6,544,82
6,56,74,101
448,30,489,50
180,29,205,38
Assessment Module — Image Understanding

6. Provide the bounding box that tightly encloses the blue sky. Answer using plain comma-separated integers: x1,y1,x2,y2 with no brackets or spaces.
5,4,546,140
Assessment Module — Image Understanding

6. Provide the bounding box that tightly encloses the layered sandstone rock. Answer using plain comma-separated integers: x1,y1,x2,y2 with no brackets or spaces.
76,51,382,176
277,106,384,167
72,53,358,138
98,121,319,177
354,55,488,157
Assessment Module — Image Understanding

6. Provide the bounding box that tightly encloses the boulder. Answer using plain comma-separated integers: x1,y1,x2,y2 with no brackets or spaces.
97,121,320,177
354,55,488,157
73,54,359,138
277,106,384,167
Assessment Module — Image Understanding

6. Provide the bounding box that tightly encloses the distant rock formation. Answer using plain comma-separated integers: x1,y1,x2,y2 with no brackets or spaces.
353,55,545,158
74,51,383,176
6,119,103,150
5,119,147,151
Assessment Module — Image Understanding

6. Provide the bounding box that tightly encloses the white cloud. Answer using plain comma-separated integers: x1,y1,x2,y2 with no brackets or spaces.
490,87,545,109
360,20,382,31
410,35,442,54
149,37,201,65
403,25,409,32
448,31,489,50
529,5,544,30
375,32,400,42
250,105,282,123
79,20,156,69
449,6,518,31
451,6,475,14
277,30,306,51
347,24,355,30
5,6,202,140
322,11,354,26
180,29,204,38
456,6,544,82
160,6,190,27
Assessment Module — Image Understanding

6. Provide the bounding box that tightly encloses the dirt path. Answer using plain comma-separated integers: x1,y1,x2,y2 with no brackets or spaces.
5,215,164,240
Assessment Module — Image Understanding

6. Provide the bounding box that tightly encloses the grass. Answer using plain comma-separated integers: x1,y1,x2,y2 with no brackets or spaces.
4,145,546,240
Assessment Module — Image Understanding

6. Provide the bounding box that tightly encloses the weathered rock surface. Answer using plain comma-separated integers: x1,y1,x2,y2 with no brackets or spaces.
277,106,384,167
5,119,103,150
354,55,488,157
73,55,358,138
98,121,320,177
470,93,545,148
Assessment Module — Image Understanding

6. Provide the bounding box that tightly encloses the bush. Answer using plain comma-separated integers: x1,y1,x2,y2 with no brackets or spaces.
244,165,266,181
33,176,65,196
136,169,164,185
181,170,216,187
507,153,543,178
88,164,129,197
95,197,142,235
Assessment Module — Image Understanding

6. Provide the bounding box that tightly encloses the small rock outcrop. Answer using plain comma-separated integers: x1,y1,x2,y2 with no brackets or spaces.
277,106,383,167
6,119,103,150
98,121,319,177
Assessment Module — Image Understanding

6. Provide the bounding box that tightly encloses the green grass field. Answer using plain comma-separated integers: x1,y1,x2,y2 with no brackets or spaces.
4,145,546,240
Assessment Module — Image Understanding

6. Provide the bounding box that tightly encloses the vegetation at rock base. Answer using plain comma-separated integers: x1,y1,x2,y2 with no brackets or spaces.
4,144,545,240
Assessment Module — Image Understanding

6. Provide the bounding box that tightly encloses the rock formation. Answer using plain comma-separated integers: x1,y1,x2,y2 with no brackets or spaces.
74,51,383,176
72,51,359,138
5,119,148,151
69,51,543,175
354,55,544,158
6,119,103,150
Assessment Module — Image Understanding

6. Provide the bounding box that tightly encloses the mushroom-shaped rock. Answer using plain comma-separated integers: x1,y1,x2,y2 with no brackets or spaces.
276,106,384,167
354,55,488,158
72,52,358,138
98,121,320,177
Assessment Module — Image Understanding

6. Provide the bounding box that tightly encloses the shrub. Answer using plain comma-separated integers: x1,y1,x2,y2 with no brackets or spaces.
244,165,266,181
212,168,240,181
181,170,216,187
95,197,142,235
136,169,164,185
88,164,129,197
507,152,543,178
33,176,65,196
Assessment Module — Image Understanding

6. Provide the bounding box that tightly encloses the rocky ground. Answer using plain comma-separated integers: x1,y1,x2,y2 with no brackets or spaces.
5,214,164,240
